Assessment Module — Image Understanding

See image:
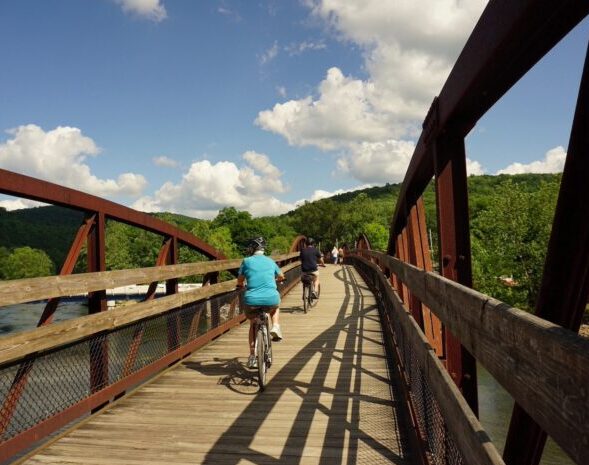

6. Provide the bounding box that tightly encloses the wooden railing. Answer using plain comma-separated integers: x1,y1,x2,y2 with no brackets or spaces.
0,253,300,462
351,250,589,465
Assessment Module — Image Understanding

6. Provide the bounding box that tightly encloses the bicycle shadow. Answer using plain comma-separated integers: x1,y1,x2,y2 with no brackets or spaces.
183,357,260,395
279,305,305,314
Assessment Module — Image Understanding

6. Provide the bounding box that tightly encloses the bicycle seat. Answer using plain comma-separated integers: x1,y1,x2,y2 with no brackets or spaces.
301,274,314,284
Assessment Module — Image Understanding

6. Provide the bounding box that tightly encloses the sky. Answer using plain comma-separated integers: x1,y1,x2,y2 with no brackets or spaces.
0,1,587,219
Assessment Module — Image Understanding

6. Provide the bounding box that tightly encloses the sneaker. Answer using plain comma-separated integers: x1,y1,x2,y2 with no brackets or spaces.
311,291,318,299
247,354,257,369
270,324,283,341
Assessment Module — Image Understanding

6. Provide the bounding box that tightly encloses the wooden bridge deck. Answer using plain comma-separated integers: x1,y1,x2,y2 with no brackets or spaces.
19,265,412,465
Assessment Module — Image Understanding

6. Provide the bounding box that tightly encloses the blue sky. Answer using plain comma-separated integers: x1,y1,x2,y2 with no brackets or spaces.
0,1,587,218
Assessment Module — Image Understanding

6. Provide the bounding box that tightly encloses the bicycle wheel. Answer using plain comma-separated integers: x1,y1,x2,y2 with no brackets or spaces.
310,283,320,308
256,327,267,390
266,321,273,368
302,284,308,313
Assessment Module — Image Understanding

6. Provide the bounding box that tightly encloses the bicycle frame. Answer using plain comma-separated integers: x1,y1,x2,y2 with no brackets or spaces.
252,308,272,390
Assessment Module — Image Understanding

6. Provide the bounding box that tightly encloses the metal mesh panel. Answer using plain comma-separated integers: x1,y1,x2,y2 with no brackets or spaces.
351,257,466,465
0,288,244,444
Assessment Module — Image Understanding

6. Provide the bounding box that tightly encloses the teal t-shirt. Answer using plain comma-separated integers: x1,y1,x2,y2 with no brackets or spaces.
238,254,282,306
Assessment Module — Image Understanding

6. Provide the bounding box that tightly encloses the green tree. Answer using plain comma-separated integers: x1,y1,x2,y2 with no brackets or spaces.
364,222,388,251
470,179,558,310
2,247,54,279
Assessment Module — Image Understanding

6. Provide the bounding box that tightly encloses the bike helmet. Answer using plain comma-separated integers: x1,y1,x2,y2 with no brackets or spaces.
248,236,266,254
306,237,315,246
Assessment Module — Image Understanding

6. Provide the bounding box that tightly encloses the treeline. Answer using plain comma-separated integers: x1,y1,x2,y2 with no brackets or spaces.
0,173,561,311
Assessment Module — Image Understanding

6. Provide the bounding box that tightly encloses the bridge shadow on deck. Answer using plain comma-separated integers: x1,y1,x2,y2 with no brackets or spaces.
187,266,411,465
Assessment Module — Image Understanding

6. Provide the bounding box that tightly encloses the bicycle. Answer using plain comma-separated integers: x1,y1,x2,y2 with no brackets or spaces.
301,273,320,313
249,306,273,391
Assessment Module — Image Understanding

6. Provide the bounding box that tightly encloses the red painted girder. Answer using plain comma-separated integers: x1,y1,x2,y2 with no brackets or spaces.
0,168,225,260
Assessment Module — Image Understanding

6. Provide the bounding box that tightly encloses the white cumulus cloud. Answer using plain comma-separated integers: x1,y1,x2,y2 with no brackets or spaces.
115,0,167,21
0,125,147,197
132,151,294,218
257,68,394,150
466,158,485,176
496,147,566,175
257,1,486,184
336,139,415,184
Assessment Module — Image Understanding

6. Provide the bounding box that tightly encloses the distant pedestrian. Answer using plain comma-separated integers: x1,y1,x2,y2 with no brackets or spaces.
331,246,338,265
338,246,344,265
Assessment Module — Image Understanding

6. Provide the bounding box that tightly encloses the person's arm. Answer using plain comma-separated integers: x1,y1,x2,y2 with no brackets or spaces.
236,275,246,288
274,262,285,282
316,249,325,267
236,261,246,288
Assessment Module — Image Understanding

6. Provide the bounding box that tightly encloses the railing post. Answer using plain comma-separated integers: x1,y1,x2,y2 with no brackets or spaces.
87,212,108,393
434,135,478,416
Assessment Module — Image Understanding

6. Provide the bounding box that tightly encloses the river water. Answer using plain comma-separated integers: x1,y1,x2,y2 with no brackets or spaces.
0,303,573,464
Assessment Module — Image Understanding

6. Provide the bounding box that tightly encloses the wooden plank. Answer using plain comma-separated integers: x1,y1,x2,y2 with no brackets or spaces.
18,265,412,465
362,250,589,464
0,253,299,307
0,280,237,368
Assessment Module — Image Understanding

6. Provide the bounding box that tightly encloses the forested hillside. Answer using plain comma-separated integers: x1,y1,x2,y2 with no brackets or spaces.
0,173,561,311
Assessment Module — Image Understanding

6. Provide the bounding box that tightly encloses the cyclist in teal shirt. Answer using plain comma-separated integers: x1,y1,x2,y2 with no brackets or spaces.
236,237,285,368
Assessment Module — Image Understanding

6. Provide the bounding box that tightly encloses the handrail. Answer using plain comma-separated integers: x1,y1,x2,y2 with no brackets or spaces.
357,249,589,464
351,254,504,465
0,257,300,367
0,252,299,307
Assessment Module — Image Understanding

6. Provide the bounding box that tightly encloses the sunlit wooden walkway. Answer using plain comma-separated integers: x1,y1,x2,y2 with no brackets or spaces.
19,265,412,465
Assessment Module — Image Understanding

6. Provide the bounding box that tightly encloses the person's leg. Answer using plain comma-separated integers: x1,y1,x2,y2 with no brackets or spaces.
270,307,279,327
269,306,282,340
247,316,258,368
248,318,256,355
312,273,320,295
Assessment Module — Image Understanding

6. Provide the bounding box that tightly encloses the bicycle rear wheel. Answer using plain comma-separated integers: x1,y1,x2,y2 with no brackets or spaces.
310,283,320,308
256,328,267,390
302,284,308,313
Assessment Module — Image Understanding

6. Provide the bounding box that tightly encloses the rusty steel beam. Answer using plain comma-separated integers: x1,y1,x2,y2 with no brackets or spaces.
0,168,225,260
434,133,478,416
144,238,173,301
390,1,589,239
38,215,95,325
503,39,589,465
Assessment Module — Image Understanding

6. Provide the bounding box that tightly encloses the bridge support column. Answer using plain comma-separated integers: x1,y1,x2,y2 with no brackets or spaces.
434,134,478,416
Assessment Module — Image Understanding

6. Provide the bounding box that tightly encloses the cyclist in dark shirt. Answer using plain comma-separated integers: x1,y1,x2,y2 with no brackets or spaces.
299,237,325,297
